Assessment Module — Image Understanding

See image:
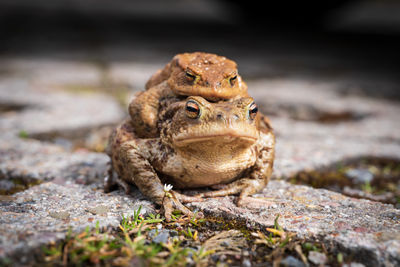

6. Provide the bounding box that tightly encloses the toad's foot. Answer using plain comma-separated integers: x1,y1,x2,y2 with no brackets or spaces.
195,178,265,206
162,191,204,222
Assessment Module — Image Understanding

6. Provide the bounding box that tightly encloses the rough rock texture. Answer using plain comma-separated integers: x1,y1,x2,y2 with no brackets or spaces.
0,183,154,263
0,69,153,264
189,181,400,266
249,79,400,178
0,78,123,137
0,59,399,266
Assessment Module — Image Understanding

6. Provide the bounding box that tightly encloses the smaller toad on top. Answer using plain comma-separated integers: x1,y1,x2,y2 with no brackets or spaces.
129,52,249,137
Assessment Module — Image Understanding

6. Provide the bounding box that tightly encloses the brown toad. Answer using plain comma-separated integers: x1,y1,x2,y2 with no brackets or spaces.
130,52,249,138
105,95,275,221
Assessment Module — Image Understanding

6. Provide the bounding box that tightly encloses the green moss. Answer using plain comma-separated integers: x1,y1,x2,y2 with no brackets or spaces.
18,130,29,139
289,157,400,206
0,177,42,195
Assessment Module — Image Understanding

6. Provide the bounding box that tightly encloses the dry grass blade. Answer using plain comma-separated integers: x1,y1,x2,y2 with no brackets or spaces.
266,228,286,239
294,244,308,265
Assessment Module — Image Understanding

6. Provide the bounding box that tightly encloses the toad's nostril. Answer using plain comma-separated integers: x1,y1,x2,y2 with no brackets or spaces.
216,113,224,120
232,114,239,120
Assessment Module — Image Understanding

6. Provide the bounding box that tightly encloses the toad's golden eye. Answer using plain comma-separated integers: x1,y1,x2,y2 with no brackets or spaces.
248,102,258,120
229,75,237,86
185,100,201,119
185,71,197,81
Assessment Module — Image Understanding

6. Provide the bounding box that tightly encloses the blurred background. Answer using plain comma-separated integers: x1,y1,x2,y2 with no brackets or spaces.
1,0,400,100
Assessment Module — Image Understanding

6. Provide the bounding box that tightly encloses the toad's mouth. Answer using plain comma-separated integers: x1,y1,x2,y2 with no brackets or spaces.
173,131,258,146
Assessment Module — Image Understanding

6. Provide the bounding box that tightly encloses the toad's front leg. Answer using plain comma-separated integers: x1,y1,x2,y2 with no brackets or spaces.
117,141,202,221
196,130,275,206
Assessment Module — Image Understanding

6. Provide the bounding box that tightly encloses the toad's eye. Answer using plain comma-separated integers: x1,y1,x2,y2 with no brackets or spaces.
185,71,197,81
248,102,258,120
185,100,201,119
229,75,237,86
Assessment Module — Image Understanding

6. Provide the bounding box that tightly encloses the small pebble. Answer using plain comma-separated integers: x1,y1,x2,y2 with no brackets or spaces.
308,251,327,265
187,250,193,258
343,263,365,267
345,168,373,184
186,257,194,265
221,241,230,247
148,229,157,239
48,211,70,220
280,256,305,267
87,205,109,215
242,250,250,257
242,259,251,267
15,197,25,204
211,254,220,262
152,232,170,244
169,230,179,237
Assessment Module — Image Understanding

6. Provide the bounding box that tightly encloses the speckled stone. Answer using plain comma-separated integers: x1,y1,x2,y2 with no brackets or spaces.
248,79,400,178
189,180,400,266
0,183,154,264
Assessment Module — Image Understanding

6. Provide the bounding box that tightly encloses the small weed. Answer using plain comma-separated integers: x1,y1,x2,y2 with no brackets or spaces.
41,206,209,266
302,242,320,252
0,257,13,267
182,227,198,241
337,252,344,264
40,207,350,266
361,181,375,194
18,130,29,139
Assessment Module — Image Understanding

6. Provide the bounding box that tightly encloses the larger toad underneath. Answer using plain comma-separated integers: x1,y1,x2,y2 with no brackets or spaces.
105,95,275,221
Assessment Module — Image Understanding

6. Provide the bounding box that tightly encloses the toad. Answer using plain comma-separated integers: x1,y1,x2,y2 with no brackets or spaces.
105,95,275,221
130,52,249,138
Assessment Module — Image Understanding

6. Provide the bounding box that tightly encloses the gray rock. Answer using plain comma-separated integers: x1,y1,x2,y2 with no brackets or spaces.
189,180,400,266
345,168,374,184
308,251,327,265
0,182,155,264
280,256,305,267
152,231,170,244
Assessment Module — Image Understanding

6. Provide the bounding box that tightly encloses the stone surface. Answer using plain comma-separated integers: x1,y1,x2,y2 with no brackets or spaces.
0,183,154,263
0,72,124,186
189,180,400,266
0,78,124,137
248,79,400,178
0,57,399,266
